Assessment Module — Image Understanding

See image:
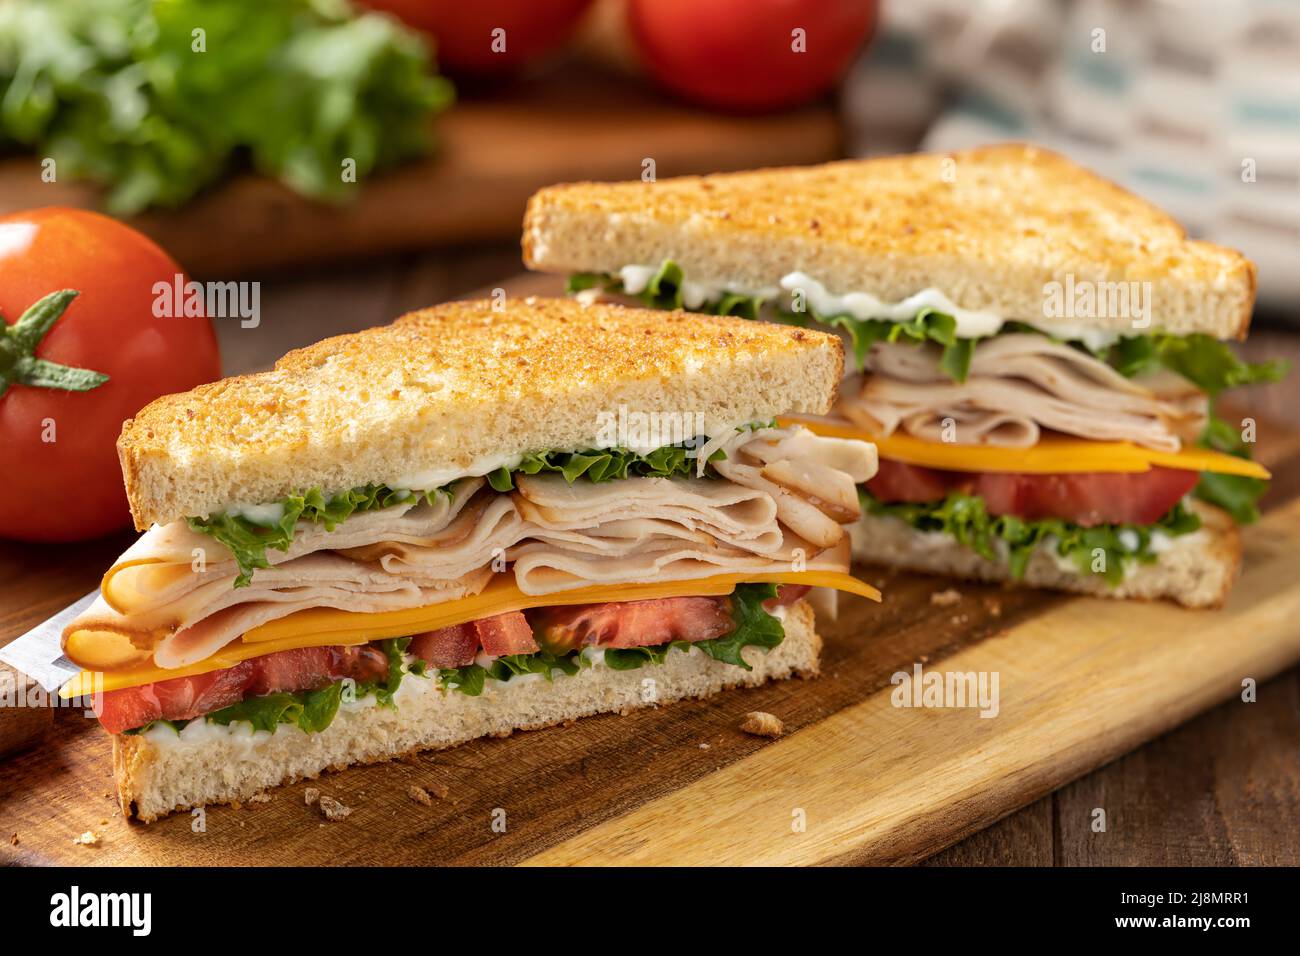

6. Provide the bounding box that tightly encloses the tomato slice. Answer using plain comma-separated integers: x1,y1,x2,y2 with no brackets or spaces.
864,459,952,503
865,458,1198,527
972,469,1199,526
528,596,734,653
96,645,389,734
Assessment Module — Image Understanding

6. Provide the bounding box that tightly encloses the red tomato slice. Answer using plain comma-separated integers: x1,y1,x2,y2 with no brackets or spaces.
473,611,538,656
972,468,1199,527
864,458,953,503
865,458,1198,527
409,623,479,669
96,645,389,734
528,596,734,653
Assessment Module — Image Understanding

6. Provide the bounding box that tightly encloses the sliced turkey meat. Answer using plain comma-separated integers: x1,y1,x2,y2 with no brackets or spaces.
840,334,1207,451
63,424,877,672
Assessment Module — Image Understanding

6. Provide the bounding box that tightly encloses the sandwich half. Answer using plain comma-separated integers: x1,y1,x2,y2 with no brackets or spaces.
60,297,879,821
524,143,1286,607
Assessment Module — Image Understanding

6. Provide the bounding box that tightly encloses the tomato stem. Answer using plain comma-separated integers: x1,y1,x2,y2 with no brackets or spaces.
0,289,110,399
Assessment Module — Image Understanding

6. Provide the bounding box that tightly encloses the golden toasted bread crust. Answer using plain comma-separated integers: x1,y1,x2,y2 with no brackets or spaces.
118,297,843,528
524,143,1256,340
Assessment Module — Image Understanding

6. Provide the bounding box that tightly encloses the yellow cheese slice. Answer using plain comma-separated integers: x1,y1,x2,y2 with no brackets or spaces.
781,415,1270,479
60,570,879,698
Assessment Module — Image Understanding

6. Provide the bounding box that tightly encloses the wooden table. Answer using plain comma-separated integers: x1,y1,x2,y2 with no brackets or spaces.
3,247,1297,864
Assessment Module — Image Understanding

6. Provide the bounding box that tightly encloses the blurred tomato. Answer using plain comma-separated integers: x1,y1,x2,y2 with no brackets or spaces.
628,0,876,111
0,208,221,542
363,0,594,74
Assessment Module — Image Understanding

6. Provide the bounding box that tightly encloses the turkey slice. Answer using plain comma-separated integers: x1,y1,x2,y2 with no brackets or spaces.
513,472,782,550
511,536,850,595
101,478,484,615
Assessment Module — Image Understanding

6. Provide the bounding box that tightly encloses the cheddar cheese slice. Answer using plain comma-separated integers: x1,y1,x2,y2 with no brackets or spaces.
60,570,879,697
780,415,1271,479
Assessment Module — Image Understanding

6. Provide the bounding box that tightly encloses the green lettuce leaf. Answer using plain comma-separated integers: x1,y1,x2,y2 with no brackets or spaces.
603,641,691,670
437,649,588,697
436,663,487,697
1193,412,1270,523
566,261,768,319
785,306,977,381
1108,333,1287,397
204,682,344,735
862,490,1202,586
486,443,722,492
690,583,785,670
0,0,453,215
188,483,448,588
359,636,413,708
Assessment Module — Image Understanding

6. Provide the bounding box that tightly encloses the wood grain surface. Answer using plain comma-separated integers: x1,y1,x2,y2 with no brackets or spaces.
0,61,839,278
1,267,1297,866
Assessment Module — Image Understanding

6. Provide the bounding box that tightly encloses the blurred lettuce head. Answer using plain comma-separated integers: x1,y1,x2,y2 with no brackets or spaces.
0,0,454,214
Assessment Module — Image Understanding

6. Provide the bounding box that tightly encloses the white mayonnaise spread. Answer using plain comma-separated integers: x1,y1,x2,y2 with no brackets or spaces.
612,264,1125,349
780,272,1004,338
391,450,524,493
619,265,777,311
226,501,287,526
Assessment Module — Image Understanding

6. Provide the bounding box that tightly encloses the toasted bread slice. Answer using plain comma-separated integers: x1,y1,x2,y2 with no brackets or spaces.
118,297,844,529
524,143,1256,340
850,500,1241,609
115,600,821,822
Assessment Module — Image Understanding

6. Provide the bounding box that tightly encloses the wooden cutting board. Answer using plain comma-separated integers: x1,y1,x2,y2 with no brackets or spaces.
2,427,1298,866
0,60,839,277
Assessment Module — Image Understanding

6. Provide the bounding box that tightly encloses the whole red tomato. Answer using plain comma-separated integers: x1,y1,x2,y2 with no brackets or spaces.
363,0,594,74
628,0,877,111
0,208,221,542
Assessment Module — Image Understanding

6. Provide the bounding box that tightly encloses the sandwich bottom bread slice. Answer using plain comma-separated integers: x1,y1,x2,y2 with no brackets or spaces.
115,601,820,822
61,297,880,820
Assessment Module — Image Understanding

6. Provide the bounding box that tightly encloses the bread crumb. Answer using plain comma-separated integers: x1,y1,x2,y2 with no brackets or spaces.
984,597,1003,617
407,785,433,807
304,787,320,806
428,781,450,800
698,743,711,750
9,833,17,846
73,831,99,846
930,588,962,607
739,711,784,738
317,796,352,822
247,792,272,804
